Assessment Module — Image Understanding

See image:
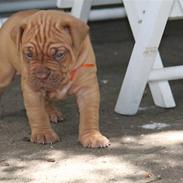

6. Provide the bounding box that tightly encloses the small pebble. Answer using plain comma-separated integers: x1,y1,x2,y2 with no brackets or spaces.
157,175,162,179
101,80,108,84
46,158,55,163
144,172,152,179
0,160,10,167
50,145,54,149
22,136,30,142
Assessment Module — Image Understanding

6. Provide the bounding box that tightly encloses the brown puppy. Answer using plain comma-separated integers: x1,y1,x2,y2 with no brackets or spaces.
0,10,110,148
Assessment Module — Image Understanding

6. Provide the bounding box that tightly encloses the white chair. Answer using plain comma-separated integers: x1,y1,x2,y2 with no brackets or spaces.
57,0,183,115
57,0,126,22
115,0,183,115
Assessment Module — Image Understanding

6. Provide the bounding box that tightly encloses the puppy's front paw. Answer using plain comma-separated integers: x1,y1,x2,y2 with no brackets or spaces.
31,129,60,144
79,131,110,148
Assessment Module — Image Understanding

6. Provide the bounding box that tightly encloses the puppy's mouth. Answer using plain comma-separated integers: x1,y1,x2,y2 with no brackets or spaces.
28,70,63,92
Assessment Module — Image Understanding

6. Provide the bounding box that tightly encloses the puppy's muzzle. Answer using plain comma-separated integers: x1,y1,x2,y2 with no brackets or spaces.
29,66,62,92
35,67,51,80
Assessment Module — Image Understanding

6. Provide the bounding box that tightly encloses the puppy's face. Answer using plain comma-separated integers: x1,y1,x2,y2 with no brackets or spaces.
21,24,73,92
11,11,89,92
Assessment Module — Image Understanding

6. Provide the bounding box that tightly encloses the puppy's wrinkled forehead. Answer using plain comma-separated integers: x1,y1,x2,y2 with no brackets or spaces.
22,11,72,47
11,10,89,52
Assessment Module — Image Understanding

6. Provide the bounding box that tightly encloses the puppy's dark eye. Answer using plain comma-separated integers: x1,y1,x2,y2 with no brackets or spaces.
53,50,65,61
25,51,33,61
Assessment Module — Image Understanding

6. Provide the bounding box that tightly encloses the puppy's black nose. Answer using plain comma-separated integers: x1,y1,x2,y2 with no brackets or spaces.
36,68,50,79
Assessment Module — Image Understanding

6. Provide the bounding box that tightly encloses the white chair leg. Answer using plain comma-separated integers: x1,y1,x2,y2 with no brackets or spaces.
115,0,174,115
149,53,175,108
71,0,93,22
121,0,175,110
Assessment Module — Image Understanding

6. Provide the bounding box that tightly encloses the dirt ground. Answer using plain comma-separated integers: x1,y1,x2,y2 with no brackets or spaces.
0,18,183,183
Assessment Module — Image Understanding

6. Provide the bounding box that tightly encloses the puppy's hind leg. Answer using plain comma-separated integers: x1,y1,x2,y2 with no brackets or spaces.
0,61,16,97
45,101,64,123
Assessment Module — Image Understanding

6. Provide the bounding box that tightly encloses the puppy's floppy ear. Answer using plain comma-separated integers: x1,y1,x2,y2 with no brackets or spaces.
10,23,26,51
63,15,89,50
